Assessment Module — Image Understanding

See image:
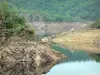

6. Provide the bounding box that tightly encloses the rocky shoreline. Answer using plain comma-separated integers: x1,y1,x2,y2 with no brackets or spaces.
0,29,67,75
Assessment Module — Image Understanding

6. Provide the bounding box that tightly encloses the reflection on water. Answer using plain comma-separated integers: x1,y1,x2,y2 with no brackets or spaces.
90,54,100,62
64,42,100,54
51,43,91,62
47,44,100,75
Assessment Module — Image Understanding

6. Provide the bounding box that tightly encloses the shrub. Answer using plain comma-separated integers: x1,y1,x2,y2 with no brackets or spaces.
91,18,100,28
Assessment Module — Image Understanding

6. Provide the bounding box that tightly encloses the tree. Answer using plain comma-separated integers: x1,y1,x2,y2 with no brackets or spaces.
0,1,34,35
0,1,26,29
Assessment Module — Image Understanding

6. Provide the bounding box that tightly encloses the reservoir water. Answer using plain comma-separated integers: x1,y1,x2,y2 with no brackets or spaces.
46,43,100,75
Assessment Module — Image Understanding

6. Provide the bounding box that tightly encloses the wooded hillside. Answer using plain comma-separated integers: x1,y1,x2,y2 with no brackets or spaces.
1,0,100,22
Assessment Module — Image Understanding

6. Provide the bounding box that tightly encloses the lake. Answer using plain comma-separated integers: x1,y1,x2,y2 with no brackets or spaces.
46,43,100,75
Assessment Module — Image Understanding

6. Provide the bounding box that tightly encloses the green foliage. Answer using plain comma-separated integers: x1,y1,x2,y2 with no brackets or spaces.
4,0,100,22
91,18,100,28
0,2,35,35
0,2,26,29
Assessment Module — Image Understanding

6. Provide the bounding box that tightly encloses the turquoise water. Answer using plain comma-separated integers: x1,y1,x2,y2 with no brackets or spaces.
47,43,100,75
47,61,100,75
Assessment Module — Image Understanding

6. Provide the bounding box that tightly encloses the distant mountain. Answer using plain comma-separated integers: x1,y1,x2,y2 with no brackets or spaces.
2,0,100,22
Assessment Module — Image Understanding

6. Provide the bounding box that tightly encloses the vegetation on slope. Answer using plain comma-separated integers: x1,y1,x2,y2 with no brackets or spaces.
1,0,100,22
91,18,100,28
0,2,34,37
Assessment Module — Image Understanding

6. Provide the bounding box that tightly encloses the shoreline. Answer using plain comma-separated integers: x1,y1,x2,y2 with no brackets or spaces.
52,29,100,54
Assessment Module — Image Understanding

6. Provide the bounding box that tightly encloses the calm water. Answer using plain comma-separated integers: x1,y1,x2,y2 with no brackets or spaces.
46,43,100,75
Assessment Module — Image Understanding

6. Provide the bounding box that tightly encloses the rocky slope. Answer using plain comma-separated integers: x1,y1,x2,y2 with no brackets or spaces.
32,22,92,35
0,29,66,75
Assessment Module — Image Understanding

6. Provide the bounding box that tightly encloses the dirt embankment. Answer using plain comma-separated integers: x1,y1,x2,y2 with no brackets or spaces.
0,29,66,75
52,29,100,54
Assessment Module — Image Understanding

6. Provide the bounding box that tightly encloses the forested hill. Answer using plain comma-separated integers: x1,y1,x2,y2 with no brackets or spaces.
2,0,100,22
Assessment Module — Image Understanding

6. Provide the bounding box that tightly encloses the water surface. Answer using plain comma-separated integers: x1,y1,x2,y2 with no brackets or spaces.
46,44,100,75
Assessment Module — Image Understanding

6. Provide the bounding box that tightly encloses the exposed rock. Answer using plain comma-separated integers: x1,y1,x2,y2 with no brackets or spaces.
40,36,53,44
0,30,67,75
95,39,100,46
41,37,49,44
